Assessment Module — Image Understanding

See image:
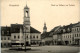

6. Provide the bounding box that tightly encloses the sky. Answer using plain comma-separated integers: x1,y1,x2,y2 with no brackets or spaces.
1,0,80,33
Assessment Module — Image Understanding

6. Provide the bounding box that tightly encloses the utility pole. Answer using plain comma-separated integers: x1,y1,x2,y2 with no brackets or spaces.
23,26,26,52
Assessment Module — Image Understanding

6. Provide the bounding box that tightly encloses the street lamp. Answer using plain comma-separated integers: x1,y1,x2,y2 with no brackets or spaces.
23,26,27,52
78,39,80,53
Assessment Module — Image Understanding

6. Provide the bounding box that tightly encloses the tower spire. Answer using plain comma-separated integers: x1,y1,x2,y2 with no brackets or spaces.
26,0,27,7
43,22,47,33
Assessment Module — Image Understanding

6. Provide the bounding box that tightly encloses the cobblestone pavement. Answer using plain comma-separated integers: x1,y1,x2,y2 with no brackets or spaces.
1,46,80,53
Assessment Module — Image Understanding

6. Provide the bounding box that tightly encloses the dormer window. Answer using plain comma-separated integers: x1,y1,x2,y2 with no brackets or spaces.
67,28,70,32
63,29,66,32
2,31,4,35
7,31,9,35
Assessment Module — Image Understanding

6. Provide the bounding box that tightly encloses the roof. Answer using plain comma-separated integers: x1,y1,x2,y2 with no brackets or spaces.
50,26,61,32
41,32,50,39
1,26,11,36
72,22,80,27
11,24,23,33
50,26,63,35
49,22,80,35
11,24,41,33
24,5,29,9
30,26,41,33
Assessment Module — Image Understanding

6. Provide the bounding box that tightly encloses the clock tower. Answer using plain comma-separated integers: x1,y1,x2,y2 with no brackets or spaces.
43,22,47,33
23,4,30,33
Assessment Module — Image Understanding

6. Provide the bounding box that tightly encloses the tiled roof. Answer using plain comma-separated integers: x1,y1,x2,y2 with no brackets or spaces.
49,22,80,35
11,24,41,33
41,32,50,39
11,24,23,33
30,26,41,33
1,24,41,36
73,22,80,27
50,26,60,32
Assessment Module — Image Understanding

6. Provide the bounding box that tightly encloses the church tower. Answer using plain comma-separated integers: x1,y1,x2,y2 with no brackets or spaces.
43,22,47,33
23,4,30,33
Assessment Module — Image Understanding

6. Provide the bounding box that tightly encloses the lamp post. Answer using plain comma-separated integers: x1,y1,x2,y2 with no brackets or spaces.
78,39,80,53
23,26,26,52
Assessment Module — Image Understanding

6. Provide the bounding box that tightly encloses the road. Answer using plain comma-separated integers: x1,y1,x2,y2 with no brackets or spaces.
1,46,80,53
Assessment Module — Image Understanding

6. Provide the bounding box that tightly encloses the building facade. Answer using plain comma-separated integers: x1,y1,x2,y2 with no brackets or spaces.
42,22,80,45
1,26,11,47
72,22,80,45
52,22,80,45
1,4,41,47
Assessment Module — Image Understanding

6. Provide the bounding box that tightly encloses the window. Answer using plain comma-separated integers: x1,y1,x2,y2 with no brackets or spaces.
26,11,28,17
75,34,76,37
2,31,4,35
68,28,70,31
77,28,78,31
4,37,6,40
75,29,76,32
66,36,67,38
36,36,38,38
70,41,71,43
8,43,10,46
22,36,23,38
72,28,74,32
26,36,28,38
7,31,9,35
1,43,2,47
4,43,6,46
70,35,71,38
68,35,69,38
18,36,19,39
63,29,66,32
14,36,16,39
1,37,3,40
33,36,35,38
77,34,78,37
8,37,9,40
30,36,32,39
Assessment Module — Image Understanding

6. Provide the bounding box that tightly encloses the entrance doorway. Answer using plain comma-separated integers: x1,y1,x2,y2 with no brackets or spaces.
26,41,29,46
65,41,69,45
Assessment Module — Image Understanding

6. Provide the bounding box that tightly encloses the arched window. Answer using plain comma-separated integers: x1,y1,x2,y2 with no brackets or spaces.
26,11,28,17
14,36,16,39
36,36,38,38
33,36,35,38
18,35,19,39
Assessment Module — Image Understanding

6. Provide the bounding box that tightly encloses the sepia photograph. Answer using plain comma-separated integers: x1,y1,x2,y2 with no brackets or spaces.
0,0,80,53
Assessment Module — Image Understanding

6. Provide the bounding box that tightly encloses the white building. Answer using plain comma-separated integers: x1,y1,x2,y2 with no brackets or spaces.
1,4,41,47
72,22,80,45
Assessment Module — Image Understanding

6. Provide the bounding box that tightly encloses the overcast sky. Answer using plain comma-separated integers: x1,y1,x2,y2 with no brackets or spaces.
1,0,80,33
